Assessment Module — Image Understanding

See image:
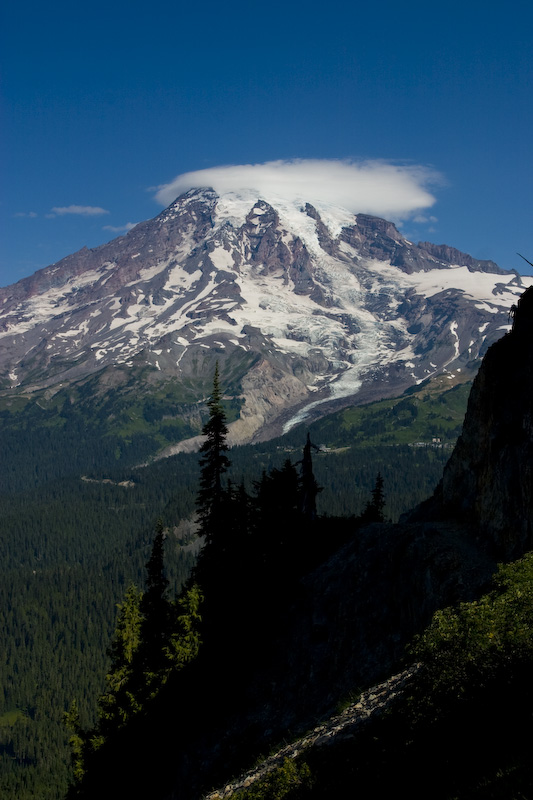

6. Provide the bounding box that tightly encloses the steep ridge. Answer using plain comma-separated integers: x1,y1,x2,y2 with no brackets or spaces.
407,286,533,559
70,287,533,800
1,189,529,445
202,666,420,799
440,286,533,557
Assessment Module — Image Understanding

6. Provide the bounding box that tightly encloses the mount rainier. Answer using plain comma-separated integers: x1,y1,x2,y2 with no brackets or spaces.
0,187,529,446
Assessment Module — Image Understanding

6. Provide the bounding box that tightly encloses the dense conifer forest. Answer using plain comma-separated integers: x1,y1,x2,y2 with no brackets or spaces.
0,374,470,798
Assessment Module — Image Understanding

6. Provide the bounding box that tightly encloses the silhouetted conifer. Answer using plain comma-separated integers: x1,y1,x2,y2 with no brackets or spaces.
251,458,303,579
196,362,230,545
223,480,252,551
300,432,321,520
254,460,300,531
361,471,386,523
138,518,172,675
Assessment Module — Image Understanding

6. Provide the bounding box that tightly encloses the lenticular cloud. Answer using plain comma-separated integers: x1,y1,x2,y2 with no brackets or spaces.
154,159,440,220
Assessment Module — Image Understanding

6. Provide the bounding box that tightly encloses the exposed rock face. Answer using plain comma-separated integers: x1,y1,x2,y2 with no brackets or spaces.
418,241,506,274
440,286,533,557
203,665,420,800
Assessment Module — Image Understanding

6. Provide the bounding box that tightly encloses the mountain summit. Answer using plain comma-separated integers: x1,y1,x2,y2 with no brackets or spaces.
0,189,529,445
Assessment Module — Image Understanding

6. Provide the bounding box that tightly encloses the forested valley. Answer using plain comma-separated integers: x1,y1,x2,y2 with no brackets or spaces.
0,374,469,798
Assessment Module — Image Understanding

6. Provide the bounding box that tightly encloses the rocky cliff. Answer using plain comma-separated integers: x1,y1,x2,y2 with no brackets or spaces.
438,287,533,558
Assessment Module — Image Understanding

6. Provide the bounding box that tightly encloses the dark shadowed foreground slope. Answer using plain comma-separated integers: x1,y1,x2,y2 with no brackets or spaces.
67,288,533,800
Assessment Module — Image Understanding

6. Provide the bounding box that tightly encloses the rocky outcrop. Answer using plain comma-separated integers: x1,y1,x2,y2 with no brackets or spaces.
418,241,506,274
414,286,533,558
203,665,420,799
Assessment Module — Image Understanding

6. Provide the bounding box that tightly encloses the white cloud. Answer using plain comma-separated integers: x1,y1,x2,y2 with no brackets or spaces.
413,213,438,224
13,211,38,218
154,158,441,220
103,222,137,233
50,205,110,217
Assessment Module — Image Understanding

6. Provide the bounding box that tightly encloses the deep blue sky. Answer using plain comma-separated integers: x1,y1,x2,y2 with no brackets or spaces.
1,0,532,287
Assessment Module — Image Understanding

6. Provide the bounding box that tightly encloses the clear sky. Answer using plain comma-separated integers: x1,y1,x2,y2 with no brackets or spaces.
1,0,532,288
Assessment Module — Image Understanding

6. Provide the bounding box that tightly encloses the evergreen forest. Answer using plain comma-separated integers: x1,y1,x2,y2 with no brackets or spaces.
0,372,471,798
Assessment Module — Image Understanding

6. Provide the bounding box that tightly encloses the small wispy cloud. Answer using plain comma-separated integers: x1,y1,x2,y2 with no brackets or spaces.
412,214,438,224
102,222,137,234
13,211,38,218
48,205,110,217
154,158,443,220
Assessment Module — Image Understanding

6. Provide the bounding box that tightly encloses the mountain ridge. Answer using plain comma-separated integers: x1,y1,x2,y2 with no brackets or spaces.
1,188,529,447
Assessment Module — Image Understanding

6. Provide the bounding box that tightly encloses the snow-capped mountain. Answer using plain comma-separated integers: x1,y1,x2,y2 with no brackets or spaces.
0,188,529,444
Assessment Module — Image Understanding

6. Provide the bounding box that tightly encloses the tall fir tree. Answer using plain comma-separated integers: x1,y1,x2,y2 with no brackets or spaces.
98,583,143,731
252,459,302,576
138,518,172,676
361,471,386,523
300,432,321,520
196,362,230,545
